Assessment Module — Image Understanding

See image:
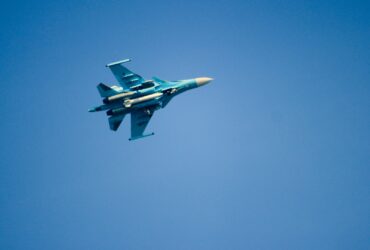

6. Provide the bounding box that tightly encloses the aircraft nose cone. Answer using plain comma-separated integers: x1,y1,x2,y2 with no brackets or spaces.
195,77,213,87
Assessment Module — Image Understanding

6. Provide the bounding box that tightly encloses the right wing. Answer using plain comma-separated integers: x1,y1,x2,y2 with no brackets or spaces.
130,108,155,140
106,59,145,90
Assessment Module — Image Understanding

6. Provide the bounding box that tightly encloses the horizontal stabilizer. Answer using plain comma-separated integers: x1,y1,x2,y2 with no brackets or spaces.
97,83,119,97
108,114,126,131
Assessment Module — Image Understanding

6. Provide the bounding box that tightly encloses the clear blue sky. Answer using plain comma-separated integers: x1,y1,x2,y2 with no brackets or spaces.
0,0,369,249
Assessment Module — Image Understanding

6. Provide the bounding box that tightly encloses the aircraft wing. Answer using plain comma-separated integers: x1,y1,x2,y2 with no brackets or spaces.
106,59,145,90
130,108,155,140
161,95,173,108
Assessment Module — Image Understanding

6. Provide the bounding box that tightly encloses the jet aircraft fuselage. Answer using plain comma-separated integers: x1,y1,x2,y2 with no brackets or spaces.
89,59,212,140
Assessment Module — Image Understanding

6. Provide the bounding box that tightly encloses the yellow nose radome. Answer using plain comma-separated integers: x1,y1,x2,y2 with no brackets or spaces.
195,77,213,87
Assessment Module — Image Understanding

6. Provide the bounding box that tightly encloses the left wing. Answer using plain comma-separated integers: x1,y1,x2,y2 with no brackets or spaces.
106,59,145,90
160,95,173,108
129,108,155,140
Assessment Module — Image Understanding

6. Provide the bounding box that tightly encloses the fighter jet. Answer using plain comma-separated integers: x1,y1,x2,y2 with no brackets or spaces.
89,59,212,140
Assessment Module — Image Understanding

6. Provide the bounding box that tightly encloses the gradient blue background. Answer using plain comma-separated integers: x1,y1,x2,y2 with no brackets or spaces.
0,0,369,249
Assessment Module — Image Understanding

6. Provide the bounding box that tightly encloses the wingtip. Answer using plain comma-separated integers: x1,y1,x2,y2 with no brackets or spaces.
106,59,131,67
